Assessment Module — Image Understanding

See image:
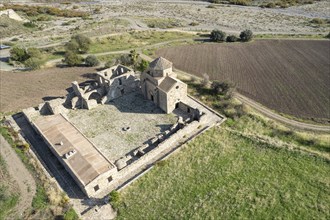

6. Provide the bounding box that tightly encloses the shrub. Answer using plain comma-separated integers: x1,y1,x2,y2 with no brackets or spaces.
226,35,238,42
326,32,330,39
206,4,216,8
105,59,116,68
24,57,44,69
310,18,325,25
211,80,234,95
109,190,120,210
229,0,251,6
240,29,253,42
137,59,149,72
85,55,100,67
63,50,82,67
189,22,199,26
265,2,276,8
210,29,226,42
23,21,37,28
116,54,133,66
10,47,29,62
225,118,236,126
32,186,48,210
63,207,79,220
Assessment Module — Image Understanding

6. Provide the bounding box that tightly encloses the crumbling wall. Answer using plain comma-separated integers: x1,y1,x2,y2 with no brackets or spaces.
111,117,204,182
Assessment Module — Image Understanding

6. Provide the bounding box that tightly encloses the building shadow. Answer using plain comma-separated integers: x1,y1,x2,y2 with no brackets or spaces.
42,96,65,101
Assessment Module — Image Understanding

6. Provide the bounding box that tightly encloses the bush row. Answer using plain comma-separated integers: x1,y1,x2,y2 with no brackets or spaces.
210,29,253,42
0,4,88,18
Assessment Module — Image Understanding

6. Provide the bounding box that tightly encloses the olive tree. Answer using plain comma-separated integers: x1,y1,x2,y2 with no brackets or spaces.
210,29,226,42
240,29,253,42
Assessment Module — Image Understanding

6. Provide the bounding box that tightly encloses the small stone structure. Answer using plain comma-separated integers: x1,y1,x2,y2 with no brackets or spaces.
22,57,225,198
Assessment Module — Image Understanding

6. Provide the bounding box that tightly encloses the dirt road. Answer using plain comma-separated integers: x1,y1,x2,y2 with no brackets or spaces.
234,93,330,132
0,135,36,217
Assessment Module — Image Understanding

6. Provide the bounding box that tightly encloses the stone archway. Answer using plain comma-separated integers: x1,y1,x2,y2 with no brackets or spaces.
88,92,102,104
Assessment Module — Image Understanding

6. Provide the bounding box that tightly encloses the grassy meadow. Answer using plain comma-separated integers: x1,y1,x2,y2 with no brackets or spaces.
115,78,330,219
116,125,330,219
89,31,194,53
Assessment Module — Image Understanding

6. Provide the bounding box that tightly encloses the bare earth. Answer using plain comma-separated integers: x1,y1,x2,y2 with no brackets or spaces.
0,67,97,113
156,39,330,122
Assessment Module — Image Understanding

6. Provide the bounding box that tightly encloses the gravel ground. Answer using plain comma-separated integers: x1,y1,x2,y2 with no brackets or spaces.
68,92,177,162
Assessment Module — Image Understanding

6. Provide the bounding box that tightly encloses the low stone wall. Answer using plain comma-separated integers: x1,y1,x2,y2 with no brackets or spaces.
105,118,204,193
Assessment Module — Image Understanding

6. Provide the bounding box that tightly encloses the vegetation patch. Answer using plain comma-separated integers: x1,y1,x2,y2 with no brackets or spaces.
0,155,19,220
32,186,48,210
140,17,186,29
0,4,89,18
0,123,75,219
116,125,330,219
89,31,194,54
0,17,29,38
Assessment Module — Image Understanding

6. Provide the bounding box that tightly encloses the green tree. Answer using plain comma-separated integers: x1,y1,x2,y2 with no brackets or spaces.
116,54,133,66
226,35,238,42
137,59,149,72
71,34,91,53
211,80,235,96
63,50,82,67
10,47,29,62
210,29,226,42
65,40,80,53
129,49,139,68
85,55,100,67
240,29,253,42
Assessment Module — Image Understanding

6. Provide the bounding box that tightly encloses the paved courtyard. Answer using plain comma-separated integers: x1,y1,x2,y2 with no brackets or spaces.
68,92,177,162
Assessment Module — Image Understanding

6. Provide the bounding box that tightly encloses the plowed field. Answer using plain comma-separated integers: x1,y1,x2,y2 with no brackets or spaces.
156,40,330,122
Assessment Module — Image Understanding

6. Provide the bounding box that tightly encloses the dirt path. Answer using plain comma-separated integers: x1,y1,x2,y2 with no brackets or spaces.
0,135,36,218
235,93,330,132
45,38,194,67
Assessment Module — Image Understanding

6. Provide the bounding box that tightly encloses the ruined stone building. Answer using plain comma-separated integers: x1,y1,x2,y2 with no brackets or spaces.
69,57,187,114
140,57,187,113
70,65,139,110
21,57,223,198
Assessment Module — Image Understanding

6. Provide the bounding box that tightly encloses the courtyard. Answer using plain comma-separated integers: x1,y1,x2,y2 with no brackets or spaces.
68,92,177,162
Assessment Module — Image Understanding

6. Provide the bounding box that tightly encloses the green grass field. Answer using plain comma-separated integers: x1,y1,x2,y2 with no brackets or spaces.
89,31,195,54
116,126,330,219
115,77,330,219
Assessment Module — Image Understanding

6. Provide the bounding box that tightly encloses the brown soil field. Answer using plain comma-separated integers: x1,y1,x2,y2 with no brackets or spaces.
0,67,97,113
156,39,330,122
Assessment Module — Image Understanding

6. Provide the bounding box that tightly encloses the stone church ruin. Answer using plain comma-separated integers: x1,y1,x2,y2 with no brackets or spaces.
22,57,224,197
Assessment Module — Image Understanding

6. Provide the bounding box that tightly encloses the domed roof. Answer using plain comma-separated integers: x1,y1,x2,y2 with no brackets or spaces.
149,57,172,70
